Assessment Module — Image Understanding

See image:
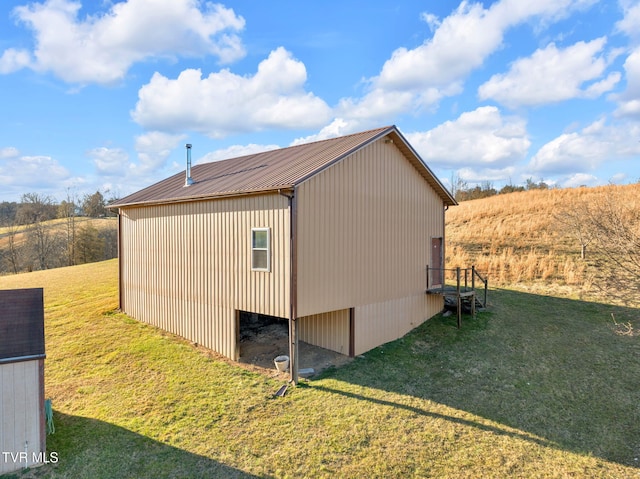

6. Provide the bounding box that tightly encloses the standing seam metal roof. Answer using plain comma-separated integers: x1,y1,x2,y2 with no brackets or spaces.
110,125,456,208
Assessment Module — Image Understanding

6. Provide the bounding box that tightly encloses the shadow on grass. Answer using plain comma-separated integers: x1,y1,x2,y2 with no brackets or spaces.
311,382,554,448
319,288,640,468
4,411,263,479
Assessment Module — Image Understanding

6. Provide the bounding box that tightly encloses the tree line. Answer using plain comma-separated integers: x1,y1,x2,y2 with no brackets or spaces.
0,191,119,275
452,176,550,202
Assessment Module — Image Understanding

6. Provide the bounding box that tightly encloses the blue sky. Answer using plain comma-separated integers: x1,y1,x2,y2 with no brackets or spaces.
1,0,640,203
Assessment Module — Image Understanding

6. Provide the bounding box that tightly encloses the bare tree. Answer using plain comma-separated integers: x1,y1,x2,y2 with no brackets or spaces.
450,173,468,200
3,224,23,274
587,193,640,304
560,191,640,306
98,227,118,260
0,201,18,226
82,191,107,217
58,189,79,266
27,221,54,270
17,193,61,271
74,224,104,264
555,199,594,259
16,193,56,225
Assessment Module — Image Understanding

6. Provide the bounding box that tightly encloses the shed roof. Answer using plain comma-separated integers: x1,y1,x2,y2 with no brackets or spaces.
0,288,45,363
110,125,456,208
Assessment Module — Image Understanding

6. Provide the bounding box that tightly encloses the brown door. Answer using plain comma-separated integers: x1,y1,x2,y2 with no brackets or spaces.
431,237,443,287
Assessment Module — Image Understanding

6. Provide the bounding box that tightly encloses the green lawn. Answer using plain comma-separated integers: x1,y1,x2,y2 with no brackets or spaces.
1,260,639,478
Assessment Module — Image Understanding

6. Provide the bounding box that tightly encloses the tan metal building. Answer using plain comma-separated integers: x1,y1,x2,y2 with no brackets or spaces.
110,126,456,379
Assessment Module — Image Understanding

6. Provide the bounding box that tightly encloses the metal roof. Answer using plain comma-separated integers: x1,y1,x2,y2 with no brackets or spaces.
110,125,457,208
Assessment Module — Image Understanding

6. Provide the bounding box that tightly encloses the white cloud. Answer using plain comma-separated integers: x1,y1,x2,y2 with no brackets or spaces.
420,12,441,32
478,38,619,107
616,1,640,40
405,106,530,168
328,0,598,131
561,172,599,187
614,47,640,117
132,47,332,136
0,154,70,189
90,132,185,178
456,165,518,184
336,2,502,121
84,138,190,201
585,72,622,97
0,147,20,159
529,119,640,174
0,48,31,74
198,143,280,164
384,0,598,92
336,88,423,122
503,0,598,31
4,0,245,85
290,118,357,145
378,2,503,92
530,133,608,174
616,99,640,116
88,147,130,175
134,131,186,174
609,171,630,183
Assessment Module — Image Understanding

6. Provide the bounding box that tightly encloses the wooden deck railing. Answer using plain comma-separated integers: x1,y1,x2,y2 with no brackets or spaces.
426,265,488,328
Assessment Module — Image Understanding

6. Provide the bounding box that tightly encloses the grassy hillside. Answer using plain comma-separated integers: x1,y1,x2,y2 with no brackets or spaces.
0,217,117,249
0,217,117,274
1,256,639,477
446,183,640,295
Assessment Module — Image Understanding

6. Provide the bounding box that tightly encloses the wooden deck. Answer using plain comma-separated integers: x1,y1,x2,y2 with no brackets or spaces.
425,266,488,328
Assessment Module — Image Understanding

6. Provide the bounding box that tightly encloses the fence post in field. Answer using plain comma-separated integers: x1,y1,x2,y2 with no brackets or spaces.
484,276,488,309
456,267,462,329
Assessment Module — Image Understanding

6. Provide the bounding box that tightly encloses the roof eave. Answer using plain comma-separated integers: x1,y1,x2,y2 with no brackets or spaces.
108,185,295,210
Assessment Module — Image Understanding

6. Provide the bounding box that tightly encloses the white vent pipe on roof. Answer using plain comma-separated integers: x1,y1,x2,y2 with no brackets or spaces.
184,143,194,187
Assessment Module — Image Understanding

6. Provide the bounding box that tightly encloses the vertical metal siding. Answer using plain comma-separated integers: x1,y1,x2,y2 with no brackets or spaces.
299,309,350,355
353,294,442,356
296,138,444,353
119,193,290,360
0,360,44,474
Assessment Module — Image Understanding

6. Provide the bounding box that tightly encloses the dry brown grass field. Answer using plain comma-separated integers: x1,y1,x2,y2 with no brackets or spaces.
445,183,640,296
0,217,117,251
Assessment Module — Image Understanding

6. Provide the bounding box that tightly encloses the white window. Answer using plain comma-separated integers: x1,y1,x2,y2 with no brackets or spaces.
251,228,270,271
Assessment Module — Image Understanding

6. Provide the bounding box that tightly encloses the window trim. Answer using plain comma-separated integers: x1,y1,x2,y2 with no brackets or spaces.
251,227,271,272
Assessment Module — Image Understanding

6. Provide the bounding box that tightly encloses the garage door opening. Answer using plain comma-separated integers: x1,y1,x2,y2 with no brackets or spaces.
236,310,354,374
237,310,289,367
